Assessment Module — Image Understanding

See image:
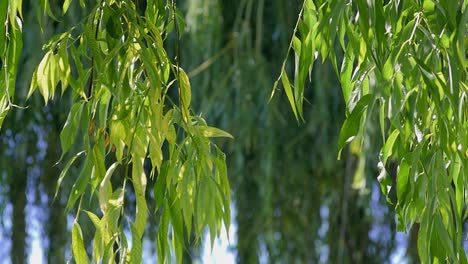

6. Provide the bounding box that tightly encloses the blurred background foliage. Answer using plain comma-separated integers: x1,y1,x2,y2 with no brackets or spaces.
0,0,416,263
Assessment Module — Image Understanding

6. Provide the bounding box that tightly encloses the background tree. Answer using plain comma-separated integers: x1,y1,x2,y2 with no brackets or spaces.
181,0,400,262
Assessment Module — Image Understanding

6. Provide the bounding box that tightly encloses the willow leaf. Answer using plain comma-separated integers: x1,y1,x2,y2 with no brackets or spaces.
54,150,85,200
60,101,85,154
195,126,234,139
178,67,192,121
72,222,90,264
280,69,299,120
66,152,93,210
132,157,148,238
62,0,71,14
84,211,104,263
130,223,142,264
99,162,119,213
337,94,372,158
382,129,400,165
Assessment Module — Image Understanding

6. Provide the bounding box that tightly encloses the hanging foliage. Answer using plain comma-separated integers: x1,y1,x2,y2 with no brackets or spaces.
3,0,232,263
0,0,23,128
276,0,468,262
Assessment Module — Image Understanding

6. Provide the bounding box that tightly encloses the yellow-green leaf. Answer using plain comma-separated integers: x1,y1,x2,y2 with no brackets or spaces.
132,157,148,238
178,67,191,120
382,129,400,165
99,162,119,213
281,69,299,120
130,223,142,264
195,126,234,139
72,222,90,264
63,0,72,14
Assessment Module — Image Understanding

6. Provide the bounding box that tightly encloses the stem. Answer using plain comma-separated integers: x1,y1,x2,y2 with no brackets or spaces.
255,0,265,58
270,0,307,99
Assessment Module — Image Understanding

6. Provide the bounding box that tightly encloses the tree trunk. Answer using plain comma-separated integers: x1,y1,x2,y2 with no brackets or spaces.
10,160,27,264
43,128,67,264
407,224,420,263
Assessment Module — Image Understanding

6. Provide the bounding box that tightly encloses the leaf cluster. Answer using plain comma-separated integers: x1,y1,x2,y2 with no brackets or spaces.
2,0,233,263
277,0,468,262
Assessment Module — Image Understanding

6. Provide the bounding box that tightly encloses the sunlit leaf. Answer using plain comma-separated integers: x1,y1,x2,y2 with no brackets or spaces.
132,157,148,238
62,0,72,14
382,129,400,165
130,223,142,264
72,222,90,264
195,126,234,139
280,69,299,120
178,67,192,121
84,211,104,263
382,58,394,81
99,162,119,213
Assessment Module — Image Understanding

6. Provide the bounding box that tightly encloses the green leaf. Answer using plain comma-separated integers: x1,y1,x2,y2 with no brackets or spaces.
0,97,9,129
39,0,58,21
2,21,22,100
35,51,53,103
154,162,169,210
455,5,467,68
72,222,90,264
91,142,106,189
379,99,386,142
63,0,72,14
294,30,313,120
60,101,85,154
106,12,123,39
132,157,148,238
434,213,455,258
337,94,372,158
377,163,392,203
179,163,194,236
57,46,71,94
130,223,142,264
451,158,463,217
174,7,186,36
195,126,234,139
213,146,230,235
109,120,128,162
148,132,163,173
0,2,7,53
382,58,394,81
169,198,184,264
396,158,410,203
196,174,217,244
66,152,93,210
7,0,18,28
340,46,355,103
382,129,400,165
157,201,170,263
98,162,119,213
177,67,191,121
280,69,299,120
84,211,104,263
54,150,85,200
